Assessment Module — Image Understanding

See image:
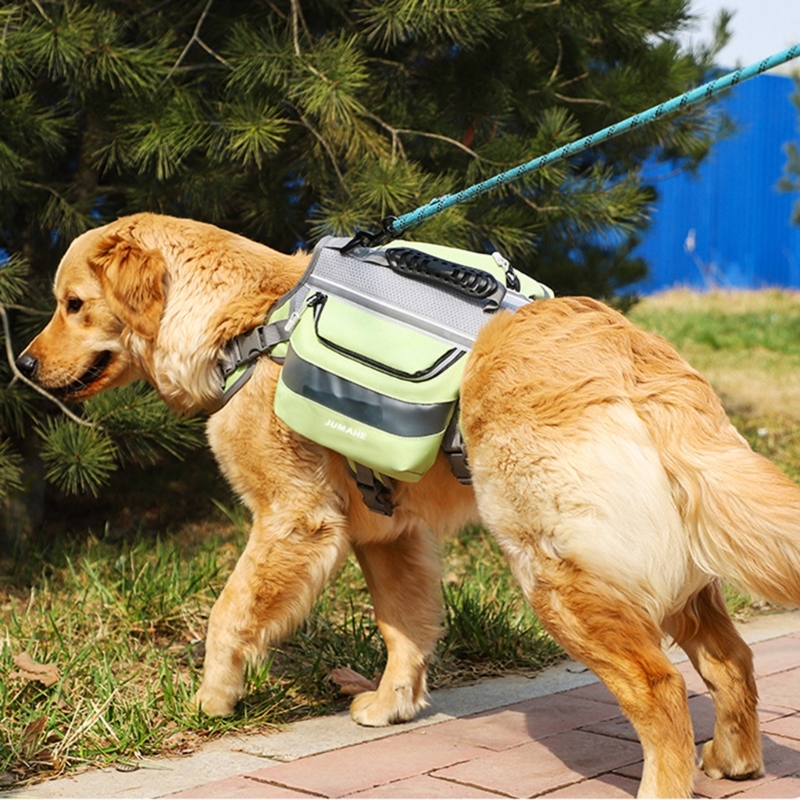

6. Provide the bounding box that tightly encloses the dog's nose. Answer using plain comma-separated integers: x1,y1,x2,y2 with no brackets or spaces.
16,352,38,380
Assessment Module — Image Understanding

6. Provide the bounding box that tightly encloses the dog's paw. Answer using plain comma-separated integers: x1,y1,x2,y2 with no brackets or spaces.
349,690,402,727
349,685,426,727
190,685,239,717
700,740,765,781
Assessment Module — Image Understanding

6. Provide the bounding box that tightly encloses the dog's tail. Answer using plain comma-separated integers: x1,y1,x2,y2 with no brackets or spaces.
664,432,800,608
626,315,800,608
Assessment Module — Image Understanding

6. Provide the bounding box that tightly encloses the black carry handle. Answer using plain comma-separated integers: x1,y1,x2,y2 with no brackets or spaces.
384,247,506,311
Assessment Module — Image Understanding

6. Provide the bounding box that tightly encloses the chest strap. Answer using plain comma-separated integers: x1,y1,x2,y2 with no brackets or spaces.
347,462,395,516
442,408,471,485
218,319,290,404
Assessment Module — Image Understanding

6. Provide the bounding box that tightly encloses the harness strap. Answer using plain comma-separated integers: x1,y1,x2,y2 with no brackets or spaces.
441,409,472,485
219,318,290,403
349,462,395,516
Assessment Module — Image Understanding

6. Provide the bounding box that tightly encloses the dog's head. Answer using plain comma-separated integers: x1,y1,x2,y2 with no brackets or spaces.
17,214,309,412
17,219,165,402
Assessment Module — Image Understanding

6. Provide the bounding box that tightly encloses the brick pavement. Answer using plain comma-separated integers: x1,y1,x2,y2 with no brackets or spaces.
12,615,800,799
159,629,800,799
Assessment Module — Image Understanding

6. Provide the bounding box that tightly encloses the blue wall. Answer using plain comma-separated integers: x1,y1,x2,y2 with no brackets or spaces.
631,73,800,293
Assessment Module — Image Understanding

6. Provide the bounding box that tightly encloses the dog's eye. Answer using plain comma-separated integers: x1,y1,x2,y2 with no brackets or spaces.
66,297,83,314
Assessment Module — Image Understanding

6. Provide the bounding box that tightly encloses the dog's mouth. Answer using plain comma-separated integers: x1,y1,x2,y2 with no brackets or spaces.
56,350,113,398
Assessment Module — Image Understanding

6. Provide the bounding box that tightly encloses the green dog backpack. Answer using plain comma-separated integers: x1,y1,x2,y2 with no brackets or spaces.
218,236,552,514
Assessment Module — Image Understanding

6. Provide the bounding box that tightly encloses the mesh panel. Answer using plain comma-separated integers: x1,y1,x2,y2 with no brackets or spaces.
294,245,530,348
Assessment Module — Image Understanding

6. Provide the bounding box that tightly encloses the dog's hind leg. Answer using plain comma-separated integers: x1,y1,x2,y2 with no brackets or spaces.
349,524,442,726
664,581,764,782
527,557,697,798
191,509,349,717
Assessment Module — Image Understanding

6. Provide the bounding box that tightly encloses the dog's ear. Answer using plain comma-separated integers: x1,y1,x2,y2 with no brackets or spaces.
89,231,166,340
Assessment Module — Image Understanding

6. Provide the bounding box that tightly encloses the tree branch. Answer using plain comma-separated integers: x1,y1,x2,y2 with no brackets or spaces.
552,92,612,107
262,0,288,21
547,33,563,86
362,112,406,159
364,112,494,163
195,37,231,67
290,0,312,57
3,303,50,318
162,0,230,85
511,190,564,215
21,180,77,208
0,305,98,428
286,113,349,192
0,14,11,87
291,0,302,57
393,127,487,160
556,71,590,90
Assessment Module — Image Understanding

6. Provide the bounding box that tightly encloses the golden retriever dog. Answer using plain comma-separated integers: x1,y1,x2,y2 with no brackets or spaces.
16,212,800,797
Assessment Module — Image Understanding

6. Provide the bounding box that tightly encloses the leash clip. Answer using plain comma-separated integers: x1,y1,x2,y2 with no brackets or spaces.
341,216,399,253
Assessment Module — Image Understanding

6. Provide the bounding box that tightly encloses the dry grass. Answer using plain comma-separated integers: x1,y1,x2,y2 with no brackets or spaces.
631,287,800,420
633,287,800,315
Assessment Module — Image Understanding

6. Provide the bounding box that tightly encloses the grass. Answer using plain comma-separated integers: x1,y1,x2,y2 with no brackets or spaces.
629,288,800,482
3,287,800,786
0,500,559,786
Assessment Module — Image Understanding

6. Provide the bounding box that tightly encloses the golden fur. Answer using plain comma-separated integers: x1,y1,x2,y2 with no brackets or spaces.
19,213,800,797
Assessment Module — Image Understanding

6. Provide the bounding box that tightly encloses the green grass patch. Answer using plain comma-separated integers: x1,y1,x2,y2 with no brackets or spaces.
631,307,800,354
0,522,559,786
629,288,800,351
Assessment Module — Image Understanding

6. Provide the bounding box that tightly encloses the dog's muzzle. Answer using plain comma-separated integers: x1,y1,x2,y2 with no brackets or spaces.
15,350,113,397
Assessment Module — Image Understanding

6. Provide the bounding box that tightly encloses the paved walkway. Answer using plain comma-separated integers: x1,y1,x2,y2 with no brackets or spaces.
11,611,800,799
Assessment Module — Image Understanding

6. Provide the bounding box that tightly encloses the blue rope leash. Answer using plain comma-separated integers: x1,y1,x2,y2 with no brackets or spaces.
346,44,800,249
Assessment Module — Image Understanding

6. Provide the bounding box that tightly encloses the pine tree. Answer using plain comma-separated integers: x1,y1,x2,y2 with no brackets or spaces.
0,0,730,535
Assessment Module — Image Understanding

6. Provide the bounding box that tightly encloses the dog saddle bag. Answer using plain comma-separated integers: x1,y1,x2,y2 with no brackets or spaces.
218,236,552,513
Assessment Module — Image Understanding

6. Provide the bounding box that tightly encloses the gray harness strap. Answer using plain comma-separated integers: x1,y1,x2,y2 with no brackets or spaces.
349,463,395,516
441,408,471,485
218,319,290,404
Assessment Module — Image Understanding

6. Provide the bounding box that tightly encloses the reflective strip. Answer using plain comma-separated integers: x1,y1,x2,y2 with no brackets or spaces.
280,348,455,438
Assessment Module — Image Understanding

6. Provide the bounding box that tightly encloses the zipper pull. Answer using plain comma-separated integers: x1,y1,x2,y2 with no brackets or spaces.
284,307,303,334
285,292,326,335
492,251,520,291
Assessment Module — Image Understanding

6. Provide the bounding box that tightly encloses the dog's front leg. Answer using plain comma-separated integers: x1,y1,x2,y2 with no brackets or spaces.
349,524,442,726
192,510,349,716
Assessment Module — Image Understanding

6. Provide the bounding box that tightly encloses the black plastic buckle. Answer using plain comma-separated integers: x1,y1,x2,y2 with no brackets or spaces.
233,326,269,364
352,462,395,516
224,319,289,375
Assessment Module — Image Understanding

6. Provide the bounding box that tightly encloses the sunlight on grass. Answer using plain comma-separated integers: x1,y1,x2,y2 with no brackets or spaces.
630,288,800,418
